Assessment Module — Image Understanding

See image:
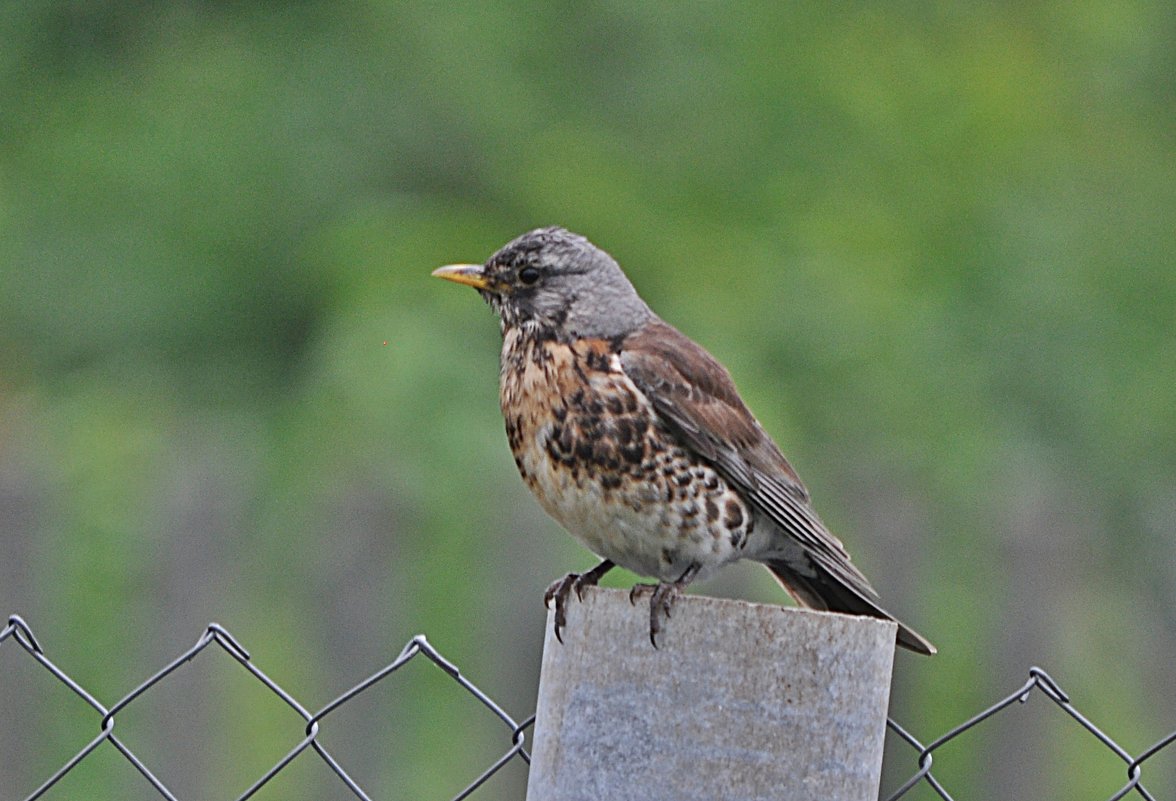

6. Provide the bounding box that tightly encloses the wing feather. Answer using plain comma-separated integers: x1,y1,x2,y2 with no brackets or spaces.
619,319,882,603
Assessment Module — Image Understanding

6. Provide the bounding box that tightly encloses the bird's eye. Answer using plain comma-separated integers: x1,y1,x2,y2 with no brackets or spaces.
518,266,541,285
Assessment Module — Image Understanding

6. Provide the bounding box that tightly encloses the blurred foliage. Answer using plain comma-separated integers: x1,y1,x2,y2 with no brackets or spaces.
2,1,1174,799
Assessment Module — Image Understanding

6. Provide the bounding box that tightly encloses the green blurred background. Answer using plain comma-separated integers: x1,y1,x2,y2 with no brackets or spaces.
2,2,1174,799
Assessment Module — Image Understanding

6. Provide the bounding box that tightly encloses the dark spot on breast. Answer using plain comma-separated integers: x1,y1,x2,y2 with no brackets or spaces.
554,405,568,423
615,418,635,444
586,350,610,372
705,499,719,522
673,472,692,487
601,473,622,490
725,499,744,529
575,440,594,461
703,474,719,490
682,501,699,518
544,438,559,461
620,444,645,464
605,395,625,415
660,547,675,565
505,415,523,450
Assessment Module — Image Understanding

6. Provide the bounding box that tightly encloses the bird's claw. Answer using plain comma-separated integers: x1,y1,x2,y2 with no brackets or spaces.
628,581,681,648
543,574,574,610
545,562,613,644
628,582,657,605
629,564,700,647
544,573,579,644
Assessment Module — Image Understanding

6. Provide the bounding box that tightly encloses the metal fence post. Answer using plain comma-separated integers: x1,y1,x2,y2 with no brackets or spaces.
525,587,897,801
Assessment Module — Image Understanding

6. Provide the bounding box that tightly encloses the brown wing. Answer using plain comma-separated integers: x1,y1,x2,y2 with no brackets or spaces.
618,318,883,605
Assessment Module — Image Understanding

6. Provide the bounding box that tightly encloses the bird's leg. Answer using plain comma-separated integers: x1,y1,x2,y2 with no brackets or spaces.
543,559,615,643
628,563,701,648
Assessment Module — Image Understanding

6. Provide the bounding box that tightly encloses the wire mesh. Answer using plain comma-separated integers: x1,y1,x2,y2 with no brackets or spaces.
883,667,1176,801
1,614,532,800
4,613,1174,800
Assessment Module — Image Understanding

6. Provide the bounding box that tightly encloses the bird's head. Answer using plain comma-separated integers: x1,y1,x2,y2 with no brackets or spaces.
433,227,653,339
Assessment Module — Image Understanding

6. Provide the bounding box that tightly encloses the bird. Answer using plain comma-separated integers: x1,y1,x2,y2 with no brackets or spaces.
433,227,935,655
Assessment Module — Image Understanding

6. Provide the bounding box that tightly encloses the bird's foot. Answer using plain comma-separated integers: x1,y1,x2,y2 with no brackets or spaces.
543,574,578,643
628,564,700,648
628,582,679,647
544,559,614,644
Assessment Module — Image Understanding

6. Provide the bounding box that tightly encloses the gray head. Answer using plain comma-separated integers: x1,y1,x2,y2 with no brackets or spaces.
432,227,653,339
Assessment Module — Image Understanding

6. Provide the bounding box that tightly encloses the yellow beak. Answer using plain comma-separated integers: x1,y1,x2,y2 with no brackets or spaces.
431,264,491,290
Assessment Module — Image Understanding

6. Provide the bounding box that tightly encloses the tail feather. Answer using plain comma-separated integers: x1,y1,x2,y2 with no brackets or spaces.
763,560,936,656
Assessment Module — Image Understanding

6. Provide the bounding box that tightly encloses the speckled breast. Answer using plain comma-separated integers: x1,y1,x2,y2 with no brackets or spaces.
499,326,754,582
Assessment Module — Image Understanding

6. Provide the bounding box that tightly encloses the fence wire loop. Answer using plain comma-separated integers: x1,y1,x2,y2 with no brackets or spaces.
206,622,251,662
1029,665,1070,703
3,614,43,654
4,612,1174,800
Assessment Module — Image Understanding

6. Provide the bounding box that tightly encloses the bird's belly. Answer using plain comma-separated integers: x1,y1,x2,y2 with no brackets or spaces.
500,331,756,582
505,386,752,579
523,448,685,579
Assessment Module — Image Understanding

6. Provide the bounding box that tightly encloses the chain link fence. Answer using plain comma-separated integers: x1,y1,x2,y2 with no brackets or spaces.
1,614,532,800
883,670,1175,801
3,613,1174,800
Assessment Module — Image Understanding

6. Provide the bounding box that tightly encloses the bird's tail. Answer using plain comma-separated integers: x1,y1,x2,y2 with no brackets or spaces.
762,560,936,656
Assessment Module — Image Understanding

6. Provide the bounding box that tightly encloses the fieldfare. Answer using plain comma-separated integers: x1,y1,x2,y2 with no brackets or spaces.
433,227,935,655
